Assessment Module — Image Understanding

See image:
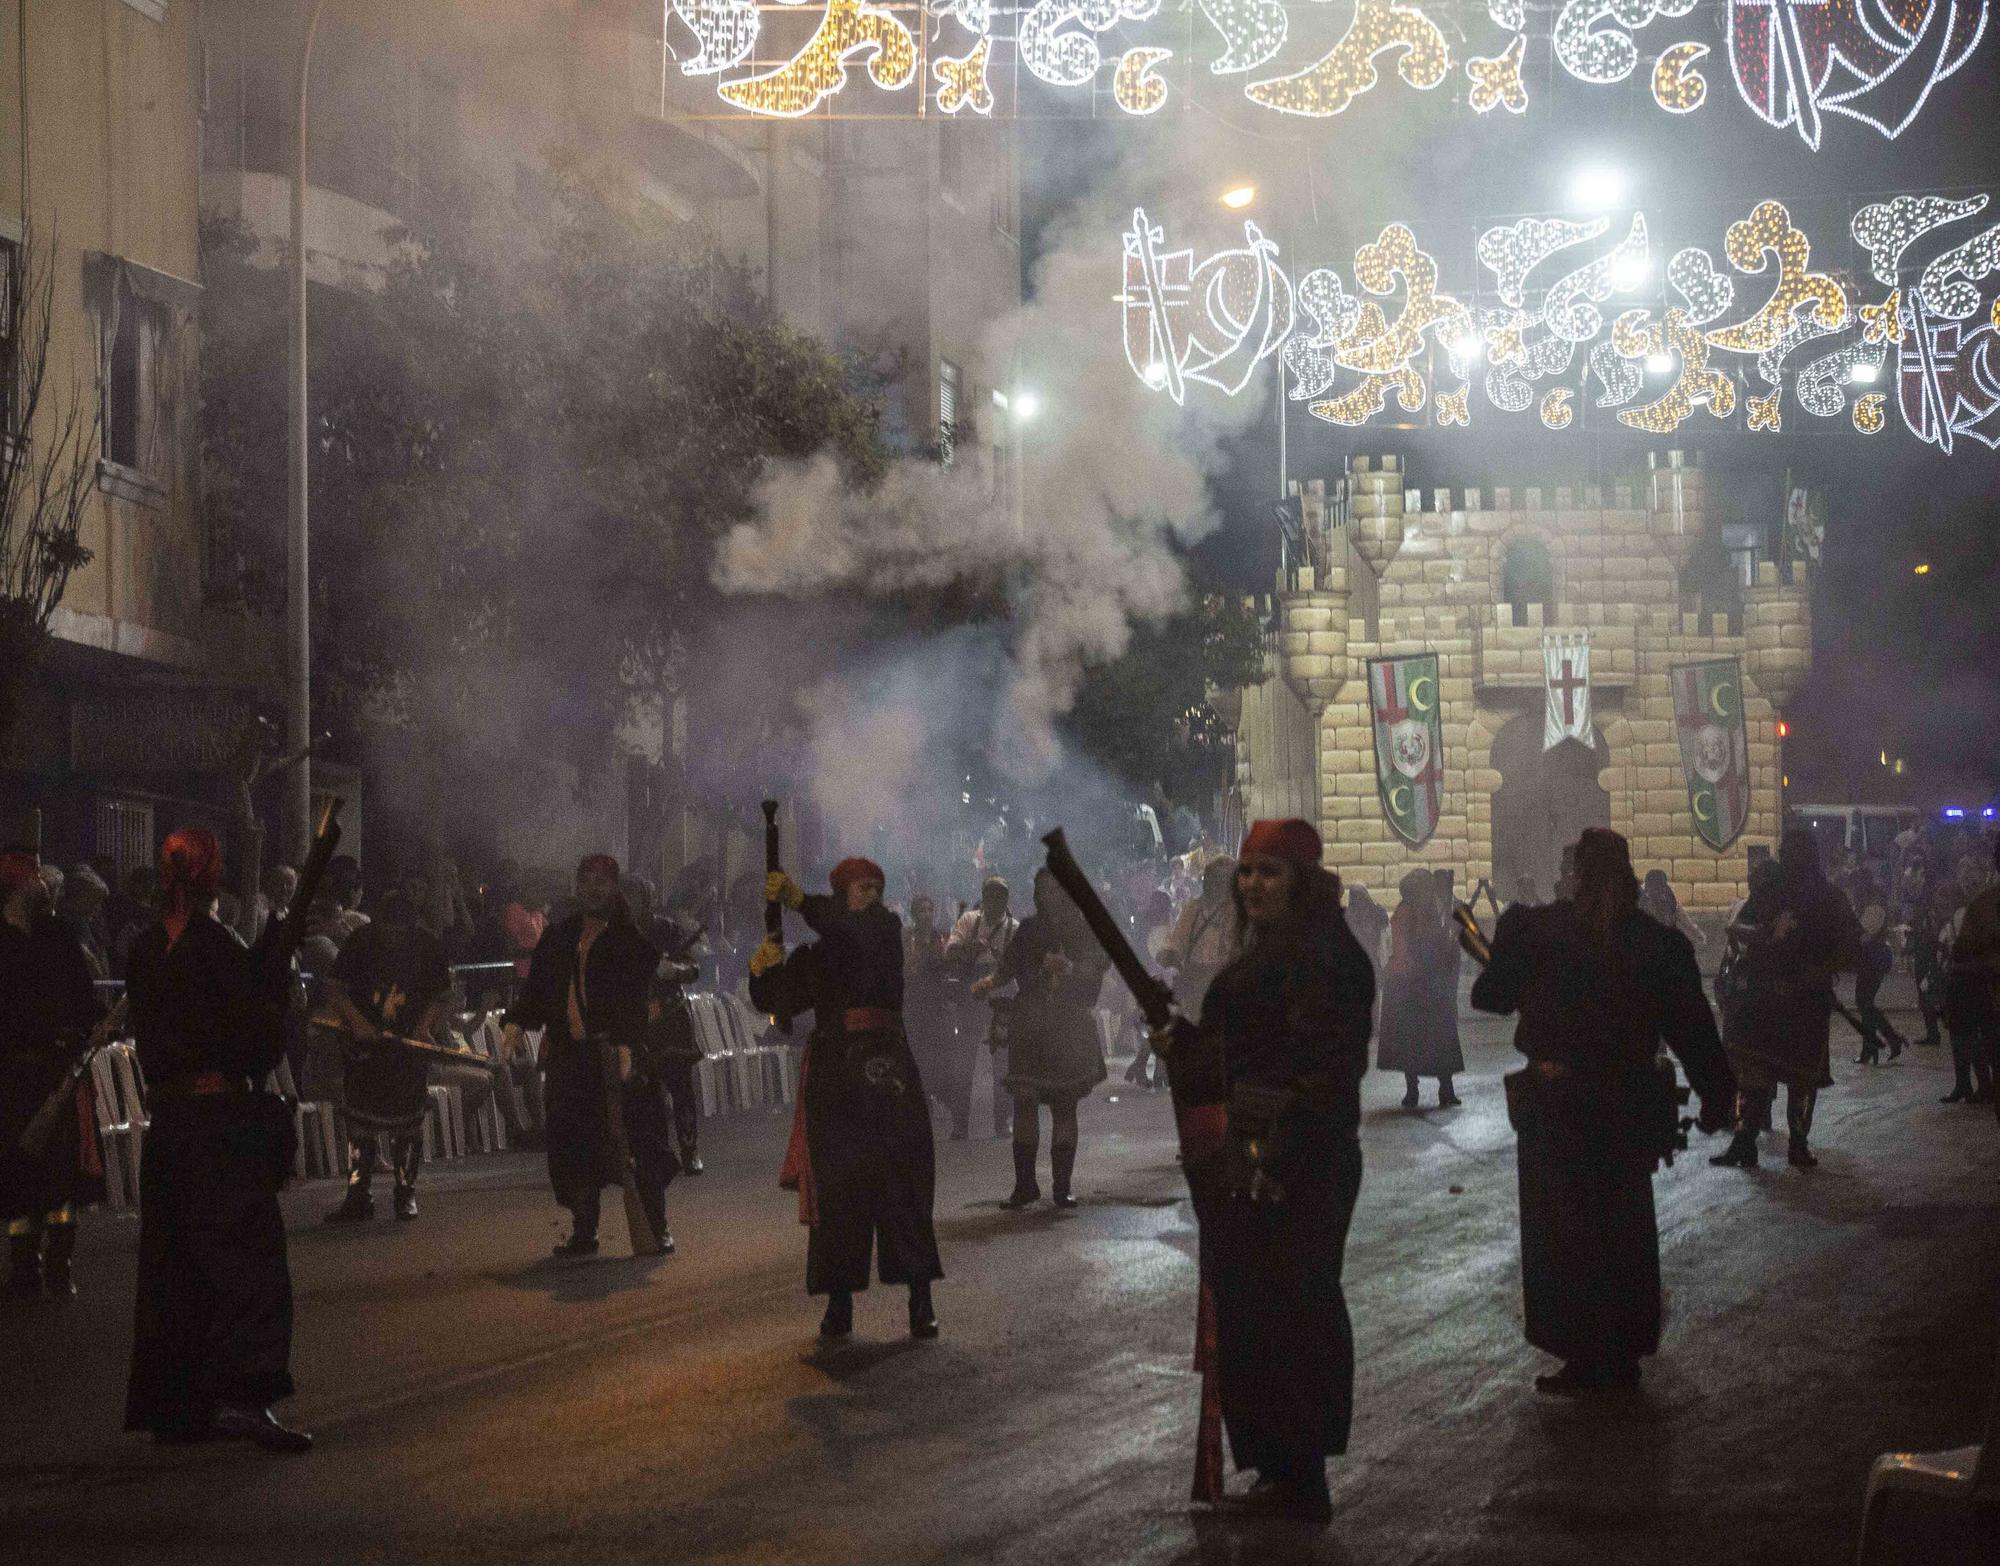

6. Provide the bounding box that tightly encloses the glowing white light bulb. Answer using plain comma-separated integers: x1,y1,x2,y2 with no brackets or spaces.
1220,184,1257,210
1568,164,1627,211
1143,361,1168,389
1849,361,1879,384
1645,350,1675,374
1451,331,1484,360
1015,389,1043,419
1612,253,1650,289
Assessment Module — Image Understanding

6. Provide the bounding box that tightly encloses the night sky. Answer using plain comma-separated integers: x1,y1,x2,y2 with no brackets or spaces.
1019,9,2000,806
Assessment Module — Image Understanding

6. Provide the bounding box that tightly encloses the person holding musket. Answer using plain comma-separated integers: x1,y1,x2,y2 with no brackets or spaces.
321,888,453,1224
626,875,707,1175
752,857,943,1341
123,829,309,1452
1468,828,1735,1396
502,855,674,1258
1152,819,1375,1527
0,851,106,1299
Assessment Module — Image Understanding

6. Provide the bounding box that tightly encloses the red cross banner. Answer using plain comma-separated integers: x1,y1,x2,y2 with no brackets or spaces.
1541,631,1592,752
1368,653,1445,849
1671,659,1752,852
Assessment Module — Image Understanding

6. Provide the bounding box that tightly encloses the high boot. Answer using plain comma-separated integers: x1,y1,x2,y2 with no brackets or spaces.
1786,1089,1818,1169
1001,1141,1040,1209
325,1140,376,1223
391,1137,423,1221
1710,1098,1761,1169
819,1289,854,1339
908,1279,939,1339
42,1221,77,1299
7,1231,41,1298
1050,1142,1079,1209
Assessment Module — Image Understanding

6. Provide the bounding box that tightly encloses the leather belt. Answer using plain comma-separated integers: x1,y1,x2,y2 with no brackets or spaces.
842,1008,900,1034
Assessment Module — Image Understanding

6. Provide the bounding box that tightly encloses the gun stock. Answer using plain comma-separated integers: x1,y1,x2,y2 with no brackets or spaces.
256,797,344,981
1040,828,1176,1033
1452,903,1492,967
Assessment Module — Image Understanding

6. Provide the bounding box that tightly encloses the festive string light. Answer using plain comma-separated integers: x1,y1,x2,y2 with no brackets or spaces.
717,0,915,116
934,36,995,114
1283,268,1364,399
1338,224,1469,375
1747,387,1783,430
1544,213,1649,342
1755,302,1845,387
1795,339,1887,416
1122,208,1294,404
1706,200,1847,355
1851,194,1989,286
1477,215,1607,308
1309,365,1425,425
1589,337,1643,405
1612,307,1736,432
1198,0,1288,75
1667,246,1734,325
1540,386,1575,428
1436,382,1471,424
1487,0,1524,27
1554,0,1698,86
1852,392,1887,432
1918,221,2000,321
1113,45,1173,113
1815,0,1990,143
1467,34,1528,114
673,0,760,77
1245,0,1451,117
1860,290,1904,343
1650,39,1707,111
1018,0,1156,90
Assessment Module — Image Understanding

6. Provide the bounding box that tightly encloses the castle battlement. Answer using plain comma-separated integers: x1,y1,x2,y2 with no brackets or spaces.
1239,453,1808,911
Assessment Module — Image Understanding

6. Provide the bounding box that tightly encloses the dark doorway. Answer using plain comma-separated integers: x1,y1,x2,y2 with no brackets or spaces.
1490,713,1611,901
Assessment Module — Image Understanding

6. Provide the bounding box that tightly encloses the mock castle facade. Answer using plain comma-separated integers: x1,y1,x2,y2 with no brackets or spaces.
1229,453,1812,912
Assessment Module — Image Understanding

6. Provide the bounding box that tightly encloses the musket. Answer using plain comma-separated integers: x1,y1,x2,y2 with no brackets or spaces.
1451,902,1493,966
1040,829,1175,1033
1040,828,1219,1504
16,998,129,1159
599,1034,666,1257
334,1027,502,1073
761,800,794,1033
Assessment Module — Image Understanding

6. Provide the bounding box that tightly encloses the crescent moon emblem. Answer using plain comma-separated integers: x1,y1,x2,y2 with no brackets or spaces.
1408,675,1435,712
1389,785,1413,814
1692,790,1715,823
1710,683,1736,718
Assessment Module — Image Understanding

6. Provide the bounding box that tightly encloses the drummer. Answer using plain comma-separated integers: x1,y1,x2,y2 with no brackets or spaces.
322,889,452,1224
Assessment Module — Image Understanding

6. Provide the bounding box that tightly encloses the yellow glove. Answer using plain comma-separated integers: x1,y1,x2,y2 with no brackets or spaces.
749,935,785,977
765,870,806,909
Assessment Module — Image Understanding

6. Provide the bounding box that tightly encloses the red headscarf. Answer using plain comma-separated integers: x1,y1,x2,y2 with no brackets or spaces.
576,853,621,882
1240,818,1323,867
830,857,886,896
160,828,224,941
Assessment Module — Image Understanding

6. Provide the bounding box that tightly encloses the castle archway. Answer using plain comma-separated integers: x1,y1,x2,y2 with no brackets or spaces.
1489,713,1611,902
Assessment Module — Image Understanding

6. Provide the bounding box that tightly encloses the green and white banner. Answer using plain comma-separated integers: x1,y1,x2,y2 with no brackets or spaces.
1368,653,1444,849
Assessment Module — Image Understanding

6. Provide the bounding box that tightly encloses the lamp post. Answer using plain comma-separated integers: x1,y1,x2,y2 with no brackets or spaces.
285,0,334,862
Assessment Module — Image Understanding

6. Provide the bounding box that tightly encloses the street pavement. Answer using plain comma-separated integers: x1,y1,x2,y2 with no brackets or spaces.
3,1000,1996,1566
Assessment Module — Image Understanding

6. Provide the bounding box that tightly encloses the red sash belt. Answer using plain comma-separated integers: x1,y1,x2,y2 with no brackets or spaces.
841,1007,899,1033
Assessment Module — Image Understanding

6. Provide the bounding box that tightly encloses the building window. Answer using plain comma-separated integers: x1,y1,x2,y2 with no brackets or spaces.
1501,537,1555,624
96,799,156,886
938,359,959,467
102,284,170,476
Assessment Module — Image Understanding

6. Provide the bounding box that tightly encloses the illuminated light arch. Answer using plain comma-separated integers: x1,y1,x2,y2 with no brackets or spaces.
1852,392,1887,431
1554,0,1696,86
1198,0,1288,74
1467,34,1529,113
1747,386,1784,430
1540,386,1575,427
1705,200,1847,356
672,0,760,77
1113,45,1174,114
935,37,996,114
1121,208,1294,405
1651,39,1708,111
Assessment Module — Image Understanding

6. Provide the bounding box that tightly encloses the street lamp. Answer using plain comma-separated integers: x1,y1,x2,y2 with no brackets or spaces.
1014,389,1041,422
1567,163,1627,210
1219,183,1257,210
286,0,337,861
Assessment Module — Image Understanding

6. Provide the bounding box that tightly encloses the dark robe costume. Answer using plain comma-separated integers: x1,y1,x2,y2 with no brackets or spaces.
329,919,451,1199
1174,883,1375,1480
995,912,1110,1104
752,896,942,1296
1724,868,1859,1095
639,917,705,1161
505,913,674,1237
124,914,297,1435
0,914,106,1222
1376,895,1464,1079
1471,903,1734,1370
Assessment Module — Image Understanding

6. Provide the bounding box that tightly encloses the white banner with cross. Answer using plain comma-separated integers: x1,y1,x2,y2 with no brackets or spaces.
1542,630,1593,752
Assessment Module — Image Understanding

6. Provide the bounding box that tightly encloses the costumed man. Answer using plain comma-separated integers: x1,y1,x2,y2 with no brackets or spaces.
1850,903,1907,1066
1154,819,1375,1527
1469,828,1735,1395
124,829,309,1452
502,855,674,1257
0,852,106,1299
627,875,707,1175
975,867,1111,1210
1942,834,2000,1129
321,889,452,1224
751,858,943,1341
942,876,1018,1139
1710,828,1861,1171
1377,870,1465,1110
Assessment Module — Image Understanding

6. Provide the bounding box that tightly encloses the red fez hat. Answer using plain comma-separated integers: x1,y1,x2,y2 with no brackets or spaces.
576,853,621,881
0,851,40,902
1240,818,1323,867
830,857,886,894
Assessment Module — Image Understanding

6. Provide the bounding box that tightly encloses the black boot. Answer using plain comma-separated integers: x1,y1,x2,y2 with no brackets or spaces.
908,1279,939,1339
392,1186,419,1221
1710,1131,1759,1168
325,1142,376,1224
679,1137,704,1176
820,1289,854,1339
42,1222,76,1299
1001,1142,1040,1209
1401,1075,1420,1109
7,1232,41,1298
1437,1076,1462,1109
1787,1137,1818,1169
211,1405,313,1454
1050,1142,1079,1209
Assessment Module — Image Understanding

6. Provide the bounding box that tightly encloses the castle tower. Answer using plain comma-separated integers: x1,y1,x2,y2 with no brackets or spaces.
1234,454,1802,912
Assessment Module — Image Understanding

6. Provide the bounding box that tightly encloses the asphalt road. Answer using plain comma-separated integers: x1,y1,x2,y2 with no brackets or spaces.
3,1003,1996,1566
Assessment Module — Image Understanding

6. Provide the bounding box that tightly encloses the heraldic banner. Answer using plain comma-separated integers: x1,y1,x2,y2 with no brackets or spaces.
1368,653,1444,848
1542,630,1592,752
1671,658,1751,852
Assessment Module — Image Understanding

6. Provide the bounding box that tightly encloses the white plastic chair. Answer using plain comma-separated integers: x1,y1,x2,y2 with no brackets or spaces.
88,1048,135,1209
1857,1370,2000,1563
272,1058,342,1179
107,1044,149,1192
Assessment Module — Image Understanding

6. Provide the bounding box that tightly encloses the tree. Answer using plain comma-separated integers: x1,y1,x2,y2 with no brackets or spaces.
1061,584,1267,818
0,231,101,750
200,173,887,857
